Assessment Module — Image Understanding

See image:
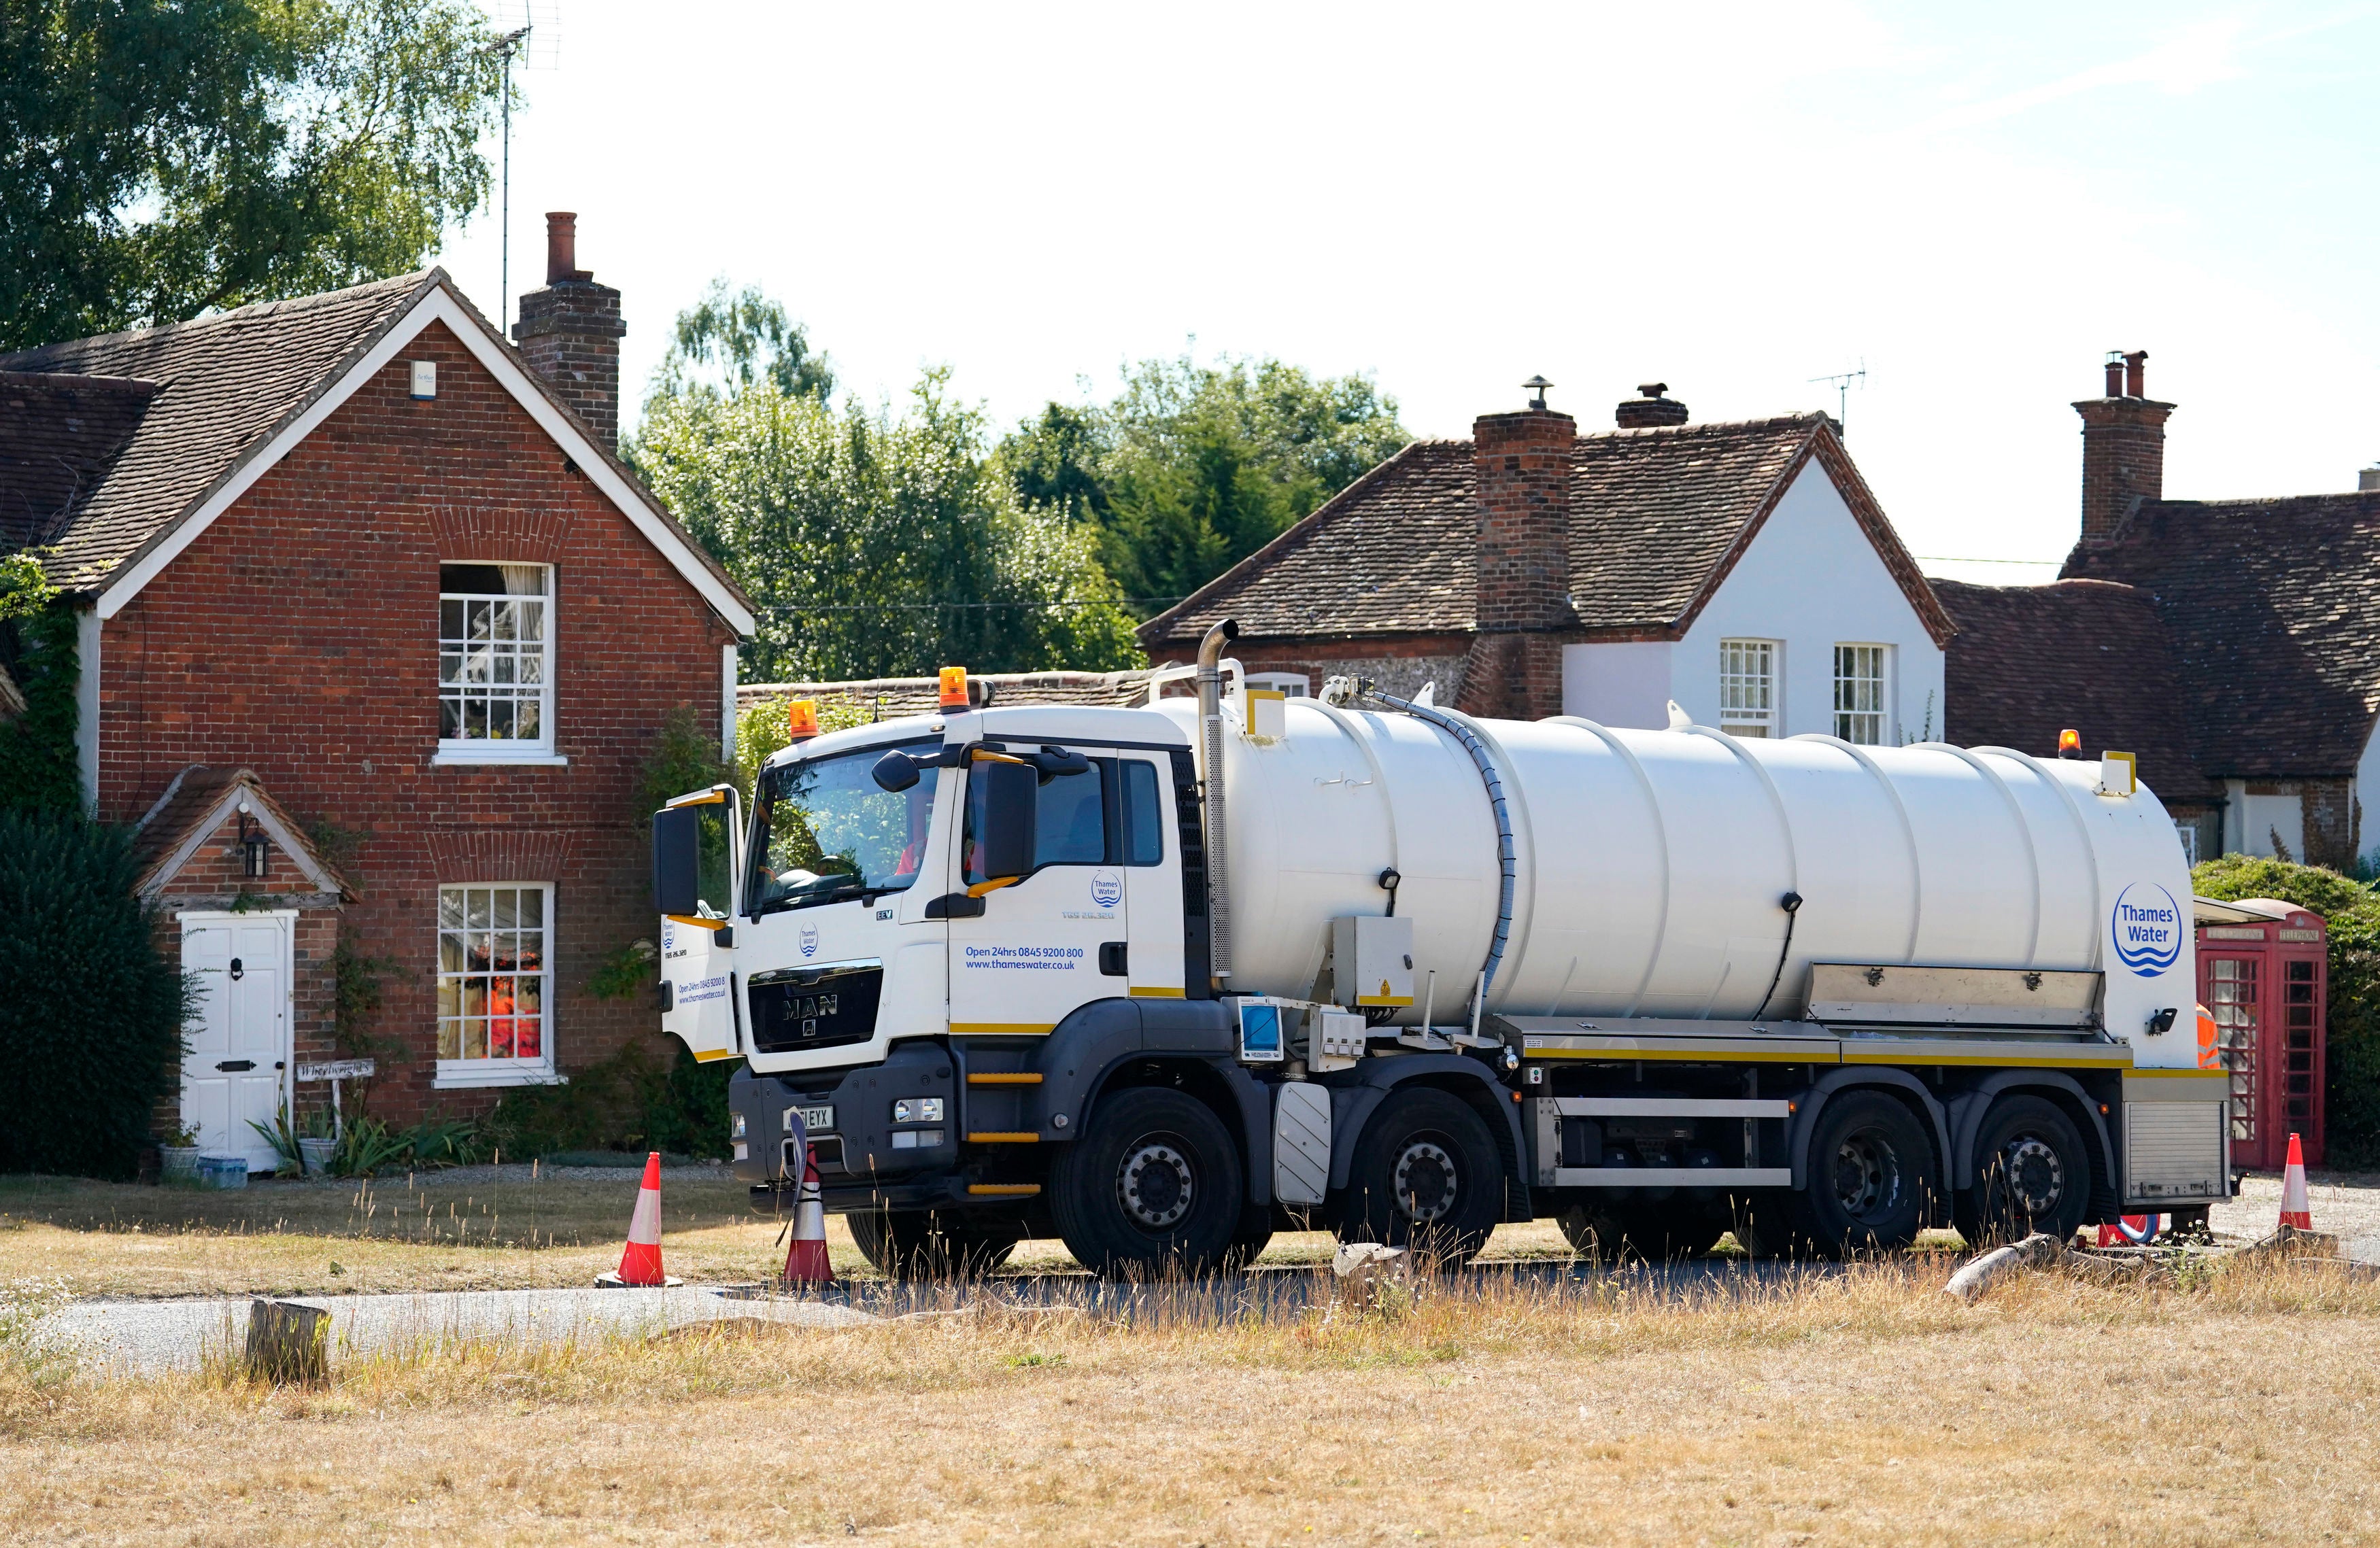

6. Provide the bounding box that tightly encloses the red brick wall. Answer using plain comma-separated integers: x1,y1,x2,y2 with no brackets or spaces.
1469,409,1574,719
100,320,735,1123
2074,396,2173,543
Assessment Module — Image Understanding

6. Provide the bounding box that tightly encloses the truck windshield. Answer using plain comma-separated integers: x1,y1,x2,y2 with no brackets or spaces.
748,739,940,916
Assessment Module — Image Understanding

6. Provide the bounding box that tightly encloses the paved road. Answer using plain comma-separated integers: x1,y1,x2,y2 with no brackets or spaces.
41,1285,873,1377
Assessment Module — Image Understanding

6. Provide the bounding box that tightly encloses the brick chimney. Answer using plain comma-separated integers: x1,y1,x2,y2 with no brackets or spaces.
513,211,626,451
1615,381,1689,429
1462,379,1576,720
2074,349,2173,543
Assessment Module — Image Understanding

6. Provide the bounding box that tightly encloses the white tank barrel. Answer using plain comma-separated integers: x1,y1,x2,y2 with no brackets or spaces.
1155,695,2196,1067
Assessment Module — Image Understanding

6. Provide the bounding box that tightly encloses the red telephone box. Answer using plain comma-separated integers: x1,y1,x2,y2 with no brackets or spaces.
2194,898,2326,1170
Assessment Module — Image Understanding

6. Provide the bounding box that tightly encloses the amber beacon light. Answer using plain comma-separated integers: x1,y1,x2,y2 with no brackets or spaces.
939,666,970,709
787,699,820,742
2058,729,2081,759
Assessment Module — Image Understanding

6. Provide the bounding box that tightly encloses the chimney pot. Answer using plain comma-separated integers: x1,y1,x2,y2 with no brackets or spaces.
2103,351,2125,398
2359,465,2380,493
515,211,624,450
2074,348,2173,543
2124,349,2148,398
1522,375,1553,411
1614,382,1689,430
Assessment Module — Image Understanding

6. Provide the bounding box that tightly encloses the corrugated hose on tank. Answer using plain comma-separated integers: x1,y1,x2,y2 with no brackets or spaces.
1353,681,1515,1040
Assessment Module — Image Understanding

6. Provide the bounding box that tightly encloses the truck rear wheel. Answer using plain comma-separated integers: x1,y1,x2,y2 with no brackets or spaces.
1793,1091,1936,1257
1957,1094,2091,1247
1337,1087,1503,1269
846,1208,1023,1280
1051,1086,1243,1278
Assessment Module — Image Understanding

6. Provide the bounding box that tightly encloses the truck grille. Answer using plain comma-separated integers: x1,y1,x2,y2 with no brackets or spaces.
749,963,883,1053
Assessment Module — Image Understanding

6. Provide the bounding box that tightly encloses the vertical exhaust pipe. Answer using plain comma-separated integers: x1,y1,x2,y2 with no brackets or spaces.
1197,619,1238,980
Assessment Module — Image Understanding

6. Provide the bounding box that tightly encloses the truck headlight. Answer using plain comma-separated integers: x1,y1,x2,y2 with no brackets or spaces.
893,1097,944,1124
732,1112,747,1139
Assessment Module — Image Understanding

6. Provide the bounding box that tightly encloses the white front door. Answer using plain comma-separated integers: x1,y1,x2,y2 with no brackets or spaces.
181,915,293,1172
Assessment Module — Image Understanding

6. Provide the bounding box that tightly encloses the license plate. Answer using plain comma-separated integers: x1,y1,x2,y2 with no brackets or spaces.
788,1103,835,1135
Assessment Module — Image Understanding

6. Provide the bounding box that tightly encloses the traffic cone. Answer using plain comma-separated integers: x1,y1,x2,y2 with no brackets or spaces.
595,1152,679,1288
2278,1132,2313,1232
780,1147,834,1287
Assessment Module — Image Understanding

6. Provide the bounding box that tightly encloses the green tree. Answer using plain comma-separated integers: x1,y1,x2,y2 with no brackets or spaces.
2,0,508,350
648,278,833,406
631,360,1141,685
2193,853,2380,1169
0,555,79,817
999,354,1409,610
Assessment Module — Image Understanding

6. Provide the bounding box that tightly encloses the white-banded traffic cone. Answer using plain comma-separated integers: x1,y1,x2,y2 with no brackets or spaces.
2278,1132,2313,1232
781,1146,834,1286
596,1151,681,1287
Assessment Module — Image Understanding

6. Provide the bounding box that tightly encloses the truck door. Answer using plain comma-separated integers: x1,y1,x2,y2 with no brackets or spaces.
1117,750,1189,999
947,747,1131,1035
658,787,743,1063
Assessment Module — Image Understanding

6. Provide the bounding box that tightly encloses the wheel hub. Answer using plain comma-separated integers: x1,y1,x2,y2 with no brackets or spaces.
1831,1131,1899,1220
2002,1136,2065,1216
1117,1139,1193,1229
1392,1139,1459,1223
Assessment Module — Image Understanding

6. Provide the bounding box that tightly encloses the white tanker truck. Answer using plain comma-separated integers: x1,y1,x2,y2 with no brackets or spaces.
652,621,2232,1275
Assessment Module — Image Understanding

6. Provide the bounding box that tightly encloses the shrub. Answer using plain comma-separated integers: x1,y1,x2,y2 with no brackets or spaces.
485,1040,732,1161
2192,854,2380,1168
0,813,190,1178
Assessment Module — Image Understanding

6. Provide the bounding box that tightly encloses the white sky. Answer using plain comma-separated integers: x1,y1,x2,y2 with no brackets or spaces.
432,1,2380,585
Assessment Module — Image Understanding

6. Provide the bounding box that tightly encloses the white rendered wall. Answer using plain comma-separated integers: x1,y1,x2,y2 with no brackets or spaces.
1669,461,1945,742
2355,725,2380,866
1560,640,1673,728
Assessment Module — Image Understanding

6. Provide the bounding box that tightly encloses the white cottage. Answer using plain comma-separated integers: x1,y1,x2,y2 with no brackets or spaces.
1140,381,1954,739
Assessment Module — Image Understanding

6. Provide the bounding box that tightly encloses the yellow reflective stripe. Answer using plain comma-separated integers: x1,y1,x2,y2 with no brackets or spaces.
1129,986,1186,999
1841,1051,2128,1068
1356,996,1415,1007
950,1022,1057,1035
2127,1067,2230,1078
690,1048,738,1062
967,1132,1040,1143
1529,1046,1833,1063
966,1073,1042,1085
968,1184,1042,1197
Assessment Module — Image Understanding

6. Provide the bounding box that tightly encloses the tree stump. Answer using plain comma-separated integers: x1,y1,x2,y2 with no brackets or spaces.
245,1297,331,1385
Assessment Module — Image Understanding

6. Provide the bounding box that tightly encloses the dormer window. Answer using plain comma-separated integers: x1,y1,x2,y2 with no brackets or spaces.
437,563,561,763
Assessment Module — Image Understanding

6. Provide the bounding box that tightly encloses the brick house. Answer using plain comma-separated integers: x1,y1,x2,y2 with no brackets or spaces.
0,216,754,1170
1941,351,2380,870
1139,383,1954,740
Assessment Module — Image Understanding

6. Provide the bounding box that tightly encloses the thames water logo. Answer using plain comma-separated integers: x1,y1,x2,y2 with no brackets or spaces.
798,923,820,958
2111,882,2182,976
1091,870,1123,910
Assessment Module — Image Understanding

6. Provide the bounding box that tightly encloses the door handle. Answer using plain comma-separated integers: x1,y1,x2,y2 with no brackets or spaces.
924,893,986,919
217,1059,256,1072
1099,942,1128,976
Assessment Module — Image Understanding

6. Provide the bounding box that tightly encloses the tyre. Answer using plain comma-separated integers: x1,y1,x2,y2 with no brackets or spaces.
1793,1091,1937,1257
846,1208,1023,1279
1554,1202,1727,1261
1336,1087,1505,1269
1956,1094,2092,1247
1049,1086,1243,1278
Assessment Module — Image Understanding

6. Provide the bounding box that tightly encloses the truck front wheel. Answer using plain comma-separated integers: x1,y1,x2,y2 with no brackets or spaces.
1051,1086,1244,1277
1337,1087,1504,1269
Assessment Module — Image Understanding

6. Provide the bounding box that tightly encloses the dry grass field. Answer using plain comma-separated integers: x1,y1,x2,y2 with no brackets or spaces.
6,1167,2380,1544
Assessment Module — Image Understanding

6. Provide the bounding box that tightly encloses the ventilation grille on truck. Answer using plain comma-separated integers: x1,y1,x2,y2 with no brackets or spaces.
2126,1101,2228,1201
749,962,883,1054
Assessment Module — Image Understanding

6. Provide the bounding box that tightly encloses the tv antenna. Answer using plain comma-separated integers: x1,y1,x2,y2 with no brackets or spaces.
480,3,560,330
1808,360,1867,438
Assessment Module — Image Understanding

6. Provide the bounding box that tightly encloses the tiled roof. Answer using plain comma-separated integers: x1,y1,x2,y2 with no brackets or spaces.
2062,494,2380,777
1933,578,2220,802
0,274,436,588
1140,414,1948,650
0,371,158,551
130,765,354,900
742,668,1160,718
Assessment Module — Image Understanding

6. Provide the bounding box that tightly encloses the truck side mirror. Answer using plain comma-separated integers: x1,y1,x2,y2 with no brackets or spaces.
653,806,701,915
872,751,920,793
975,760,1038,880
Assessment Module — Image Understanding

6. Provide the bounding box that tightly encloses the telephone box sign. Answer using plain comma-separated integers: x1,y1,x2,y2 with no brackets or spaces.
2112,883,2182,976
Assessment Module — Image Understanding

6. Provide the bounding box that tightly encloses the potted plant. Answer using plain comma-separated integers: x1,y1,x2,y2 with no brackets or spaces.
297,1105,337,1177
159,1124,201,1183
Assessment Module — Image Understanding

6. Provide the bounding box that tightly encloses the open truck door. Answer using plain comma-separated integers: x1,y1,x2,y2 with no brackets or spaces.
655,785,744,1063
